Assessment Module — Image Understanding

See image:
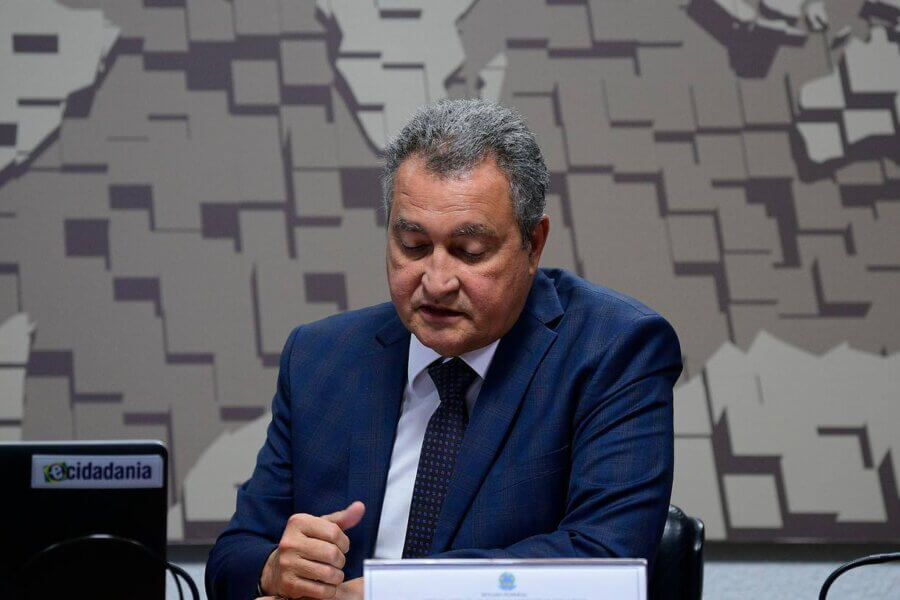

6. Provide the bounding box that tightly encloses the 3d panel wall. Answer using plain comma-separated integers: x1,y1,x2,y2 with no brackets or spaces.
1,0,899,542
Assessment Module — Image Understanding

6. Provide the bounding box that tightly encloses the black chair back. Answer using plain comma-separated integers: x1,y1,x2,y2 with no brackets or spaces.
649,505,704,600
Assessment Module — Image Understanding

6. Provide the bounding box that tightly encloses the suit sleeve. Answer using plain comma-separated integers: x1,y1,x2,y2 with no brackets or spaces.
205,327,300,600
434,314,681,564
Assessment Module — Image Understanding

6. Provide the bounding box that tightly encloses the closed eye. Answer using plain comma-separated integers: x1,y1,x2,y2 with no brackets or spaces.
457,249,485,261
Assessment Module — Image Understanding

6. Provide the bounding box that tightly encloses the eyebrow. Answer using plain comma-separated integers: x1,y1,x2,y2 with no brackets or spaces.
392,217,425,234
451,223,494,238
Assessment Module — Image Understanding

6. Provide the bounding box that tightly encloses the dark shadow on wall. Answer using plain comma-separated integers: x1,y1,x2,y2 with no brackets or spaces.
686,0,804,78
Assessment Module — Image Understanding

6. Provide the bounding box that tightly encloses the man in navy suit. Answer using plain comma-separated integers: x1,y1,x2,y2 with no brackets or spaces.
206,99,682,600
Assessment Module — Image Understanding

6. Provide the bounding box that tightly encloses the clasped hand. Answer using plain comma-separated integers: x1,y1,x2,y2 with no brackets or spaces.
257,501,366,600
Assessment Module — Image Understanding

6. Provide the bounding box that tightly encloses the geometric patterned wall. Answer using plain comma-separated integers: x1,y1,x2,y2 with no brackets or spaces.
1,0,898,542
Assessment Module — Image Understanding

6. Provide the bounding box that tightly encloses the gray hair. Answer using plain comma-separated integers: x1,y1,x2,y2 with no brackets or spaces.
381,99,549,248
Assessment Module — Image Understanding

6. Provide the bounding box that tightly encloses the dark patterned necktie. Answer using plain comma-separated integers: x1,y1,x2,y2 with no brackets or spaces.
402,357,478,558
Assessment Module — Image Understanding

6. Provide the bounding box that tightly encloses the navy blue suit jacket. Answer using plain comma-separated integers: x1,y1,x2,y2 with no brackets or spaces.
206,268,682,600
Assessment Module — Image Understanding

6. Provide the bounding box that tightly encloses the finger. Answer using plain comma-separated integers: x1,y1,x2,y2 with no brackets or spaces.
289,513,350,553
289,557,345,586
283,572,338,600
322,501,366,532
335,576,364,600
295,535,347,569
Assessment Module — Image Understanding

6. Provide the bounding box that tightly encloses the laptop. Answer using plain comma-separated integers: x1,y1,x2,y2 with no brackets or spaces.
0,440,168,599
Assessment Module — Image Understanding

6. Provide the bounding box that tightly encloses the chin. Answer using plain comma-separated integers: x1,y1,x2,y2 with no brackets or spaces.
420,337,459,356
415,329,466,356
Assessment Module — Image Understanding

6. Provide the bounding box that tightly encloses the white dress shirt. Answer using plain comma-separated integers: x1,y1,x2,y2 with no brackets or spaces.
372,334,500,559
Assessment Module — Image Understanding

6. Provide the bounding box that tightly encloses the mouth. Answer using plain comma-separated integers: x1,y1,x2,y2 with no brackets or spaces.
418,304,465,321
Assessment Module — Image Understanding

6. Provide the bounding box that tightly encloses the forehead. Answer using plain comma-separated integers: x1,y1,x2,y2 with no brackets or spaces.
391,155,514,226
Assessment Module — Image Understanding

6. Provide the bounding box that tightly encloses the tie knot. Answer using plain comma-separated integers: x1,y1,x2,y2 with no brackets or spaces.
427,357,478,405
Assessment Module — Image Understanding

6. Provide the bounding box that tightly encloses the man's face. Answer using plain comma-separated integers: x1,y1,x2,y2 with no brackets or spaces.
387,155,549,356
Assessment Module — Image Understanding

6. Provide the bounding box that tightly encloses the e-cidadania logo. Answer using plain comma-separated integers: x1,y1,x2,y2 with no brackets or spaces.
42,460,154,483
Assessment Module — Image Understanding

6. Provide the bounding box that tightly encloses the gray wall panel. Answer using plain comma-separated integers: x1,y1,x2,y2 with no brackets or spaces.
1,0,898,542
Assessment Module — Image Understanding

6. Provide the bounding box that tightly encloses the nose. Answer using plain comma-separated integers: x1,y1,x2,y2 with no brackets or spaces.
421,248,460,302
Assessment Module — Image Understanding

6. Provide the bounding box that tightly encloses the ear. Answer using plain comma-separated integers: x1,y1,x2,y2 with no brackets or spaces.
527,215,550,271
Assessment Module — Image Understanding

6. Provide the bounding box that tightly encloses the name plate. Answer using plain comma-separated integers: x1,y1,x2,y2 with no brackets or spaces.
364,558,647,600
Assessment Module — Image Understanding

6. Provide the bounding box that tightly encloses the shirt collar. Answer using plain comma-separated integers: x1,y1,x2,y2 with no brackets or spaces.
407,334,500,386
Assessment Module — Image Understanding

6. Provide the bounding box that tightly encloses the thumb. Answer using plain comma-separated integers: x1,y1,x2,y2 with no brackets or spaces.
323,500,366,531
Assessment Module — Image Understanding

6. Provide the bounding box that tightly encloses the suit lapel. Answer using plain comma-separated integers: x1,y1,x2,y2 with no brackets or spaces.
430,270,564,552
347,313,409,561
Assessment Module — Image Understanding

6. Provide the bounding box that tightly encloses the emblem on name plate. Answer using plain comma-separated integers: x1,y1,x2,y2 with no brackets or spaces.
498,571,516,591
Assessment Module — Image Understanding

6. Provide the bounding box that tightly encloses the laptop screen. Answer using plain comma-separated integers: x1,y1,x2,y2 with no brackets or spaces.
0,440,168,599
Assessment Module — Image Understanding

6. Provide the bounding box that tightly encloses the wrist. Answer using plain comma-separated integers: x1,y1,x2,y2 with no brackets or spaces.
258,547,278,596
